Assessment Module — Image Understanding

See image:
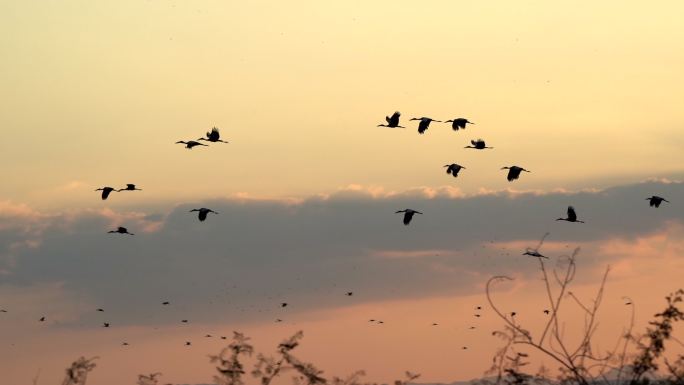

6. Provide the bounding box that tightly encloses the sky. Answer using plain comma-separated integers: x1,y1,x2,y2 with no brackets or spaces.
1,1,684,385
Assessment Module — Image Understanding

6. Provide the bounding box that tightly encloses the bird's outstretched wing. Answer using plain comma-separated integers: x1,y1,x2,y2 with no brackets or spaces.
534,232,550,251
567,206,577,221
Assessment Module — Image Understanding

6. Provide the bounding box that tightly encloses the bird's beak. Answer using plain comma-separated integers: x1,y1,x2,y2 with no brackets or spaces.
445,120,453,123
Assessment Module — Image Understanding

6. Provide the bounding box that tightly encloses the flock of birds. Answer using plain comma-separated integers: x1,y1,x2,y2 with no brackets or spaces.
1,117,673,350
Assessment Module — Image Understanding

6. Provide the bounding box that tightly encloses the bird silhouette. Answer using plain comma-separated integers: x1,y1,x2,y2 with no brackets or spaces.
396,209,423,225
39,316,45,322
108,227,134,235
377,111,404,128
162,301,170,305
0,309,7,313
432,323,439,326
501,166,530,182
95,187,117,200
118,184,142,192
464,139,493,149
190,208,218,222
176,140,208,149
523,232,549,259
181,319,188,323
205,334,212,338
96,308,104,312
410,117,441,134
543,309,550,314
444,118,474,131
281,302,288,308
185,341,191,346
122,342,129,346
346,292,353,296
556,206,584,223
198,127,228,143
646,196,669,208
103,323,110,328
444,163,466,178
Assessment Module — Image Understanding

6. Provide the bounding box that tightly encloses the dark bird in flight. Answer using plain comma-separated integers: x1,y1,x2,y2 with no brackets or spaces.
444,118,474,131
543,309,550,314
118,184,142,192
464,139,493,149
181,319,188,323
396,209,423,225
476,306,482,310
410,117,441,134
205,334,212,338
96,308,104,312
103,323,110,328
501,166,530,182
462,346,468,350
190,208,218,222
0,309,7,313
377,111,404,128
432,323,439,326
185,341,191,346
646,196,669,208
220,336,227,340
39,317,45,322
95,187,117,200
523,232,550,259
198,127,228,143
346,292,353,296
469,326,476,329
162,301,170,305
122,342,129,346
510,312,517,317
556,206,584,223
108,227,134,235
474,314,481,318
176,140,208,149
444,163,466,178
281,303,288,308
369,319,376,322
275,319,283,323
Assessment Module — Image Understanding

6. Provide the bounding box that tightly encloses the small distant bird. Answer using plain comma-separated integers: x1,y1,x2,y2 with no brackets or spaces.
95,187,117,200
97,308,104,312
346,292,353,296
39,317,45,322
181,319,188,323
176,140,208,149
469,326,476,329
556,206,584,223
377,111,404,128
476,306,482,310
501,166,530,182
410,117,441,134
108,227,134,235
162,301,170,305
444,118,474,131
220,336,227,340
103,323,110,328
275,319,283,323
523,232,549,259
543,309,550,314
510,312,517,317
198,127,228,143
432,323,439,326
377,320,384,324
205,334,212,338
646,196,669,208
464,139,493,149
396,209,423,225
281,303,288,308
369,319,375,322
0,309,7,313
118,184,142,192
190,208,218,222
444,163,466,178
122,342,129,346
474,314,481,318
462,346,468,350
185,341,191,346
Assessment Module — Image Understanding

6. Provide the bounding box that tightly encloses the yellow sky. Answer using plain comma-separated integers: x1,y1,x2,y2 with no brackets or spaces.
1,1,683,208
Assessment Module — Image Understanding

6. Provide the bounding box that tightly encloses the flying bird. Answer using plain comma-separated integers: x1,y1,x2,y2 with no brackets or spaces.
118,184,142,192
444,118,474,131
395,209,423,225
444,163,466,178
96,308,104,312
556,206,584,223
122,342,129,346
95,187,117,200
198,127,228,143
103,323,110,328
275,319,283,323
377,111,404,128
185,341,191,346
162,301,170,305
410,117,441,134
181,319,188,323
39,317,45,322
523,232,550,259
543,309,550,314
464,139,493,149
281,303,288,308
205,334,212,338
646,196,669,208
0,309,7,313
108,227,134,235
346,292,353,296
176,140,208,149
190,208,218,222
501,166,530,182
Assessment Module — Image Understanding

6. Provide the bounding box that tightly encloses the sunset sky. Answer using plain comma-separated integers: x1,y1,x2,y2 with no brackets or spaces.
1,1,684,385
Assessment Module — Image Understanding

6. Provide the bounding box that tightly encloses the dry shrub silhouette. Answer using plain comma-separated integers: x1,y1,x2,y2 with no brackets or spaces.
482,243,684,385
60,356,98,385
